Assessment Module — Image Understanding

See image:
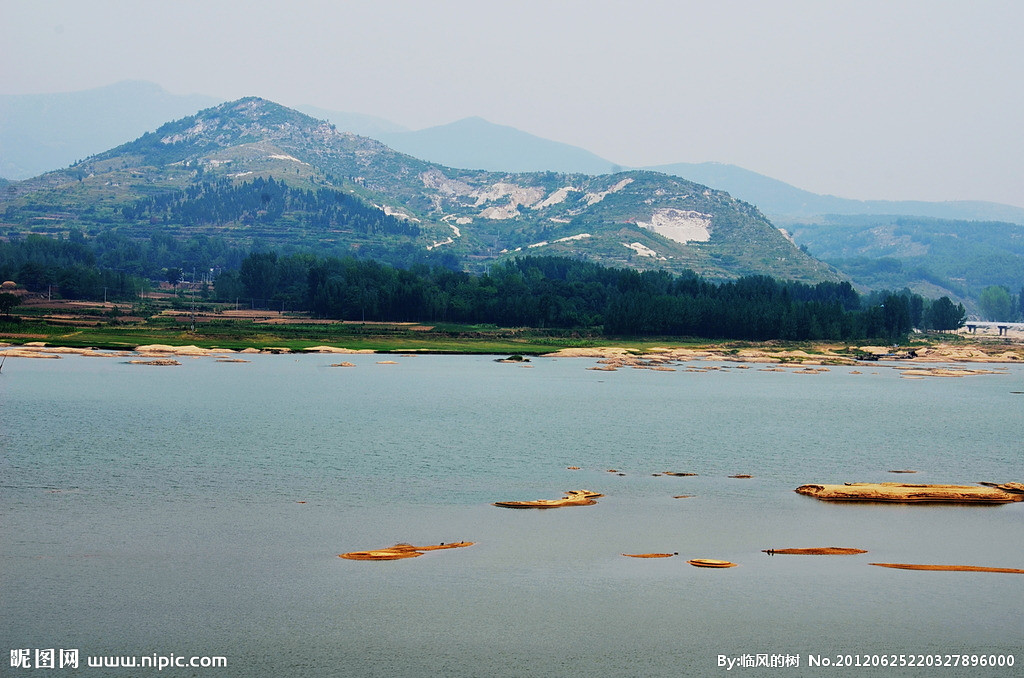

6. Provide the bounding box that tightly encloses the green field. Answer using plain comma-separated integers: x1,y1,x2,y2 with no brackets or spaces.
0,313,658,355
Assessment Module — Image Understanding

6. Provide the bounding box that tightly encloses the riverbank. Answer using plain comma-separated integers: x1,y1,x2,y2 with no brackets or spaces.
3,334,1021,366
542,341,1024,365
4,295,1023,362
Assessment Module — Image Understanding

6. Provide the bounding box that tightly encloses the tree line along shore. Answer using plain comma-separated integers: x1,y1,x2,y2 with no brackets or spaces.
1,243,994,347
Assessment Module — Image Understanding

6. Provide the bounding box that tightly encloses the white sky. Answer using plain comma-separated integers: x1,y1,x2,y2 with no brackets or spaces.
2,0,1022,207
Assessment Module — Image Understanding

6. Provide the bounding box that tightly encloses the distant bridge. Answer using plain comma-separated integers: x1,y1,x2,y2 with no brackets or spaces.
964,321,1024,336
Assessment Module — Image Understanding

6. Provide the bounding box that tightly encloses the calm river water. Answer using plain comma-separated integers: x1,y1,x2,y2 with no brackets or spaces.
1,352,1021,677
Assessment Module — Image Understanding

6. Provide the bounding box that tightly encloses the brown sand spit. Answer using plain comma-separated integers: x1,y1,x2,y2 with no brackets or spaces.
762,547,868,555
302,346,375,354
912,343,1023,363
793,367,830,374
870,563,1024,574
0,349,62,359
898,367,1004,378
550,341,1023,368
688,559,737,568
543,347,636,358
1,345,132,359
622,553,677,558
493,490,603,509
128,359,181,366
339,541,474,561
795,482,1024,503
549,346,719,371
135,344,216,356
663,471,698,477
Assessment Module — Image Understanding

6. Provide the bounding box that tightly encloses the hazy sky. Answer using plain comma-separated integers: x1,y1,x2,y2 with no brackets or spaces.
3,0,1023,207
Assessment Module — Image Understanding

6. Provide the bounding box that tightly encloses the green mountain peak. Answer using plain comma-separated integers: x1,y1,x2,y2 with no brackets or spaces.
1,98,837,283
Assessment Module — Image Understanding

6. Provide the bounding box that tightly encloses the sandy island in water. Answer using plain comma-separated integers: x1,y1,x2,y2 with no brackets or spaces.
544,339,1023,369
339,541,474,561
493,490,603,509
795,482,1024,503
870,563,1024,574
2,333,1022,381
763,547,868,555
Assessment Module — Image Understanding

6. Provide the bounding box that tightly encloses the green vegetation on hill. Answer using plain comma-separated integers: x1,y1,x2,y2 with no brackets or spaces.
121,176,421,239
787,214,1024,312
2,215,974,343
1,97,835,284
2,221,979,354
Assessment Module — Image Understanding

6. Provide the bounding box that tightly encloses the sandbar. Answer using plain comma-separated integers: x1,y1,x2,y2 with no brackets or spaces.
339,541,474,561
795,482,1024,503
493,490,603,509
870,563,1024,574
688,559,737,568
763,547,867,555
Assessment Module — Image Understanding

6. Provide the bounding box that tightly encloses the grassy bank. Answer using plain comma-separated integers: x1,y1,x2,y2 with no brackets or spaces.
1,305,1020,360
0,315,651,354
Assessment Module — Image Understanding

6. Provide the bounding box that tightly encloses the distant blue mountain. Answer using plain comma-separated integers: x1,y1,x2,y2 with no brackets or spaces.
4,84,1022,226
374,116,621,175
647,162,1024,225
0,81,221,179
364,117,1024,225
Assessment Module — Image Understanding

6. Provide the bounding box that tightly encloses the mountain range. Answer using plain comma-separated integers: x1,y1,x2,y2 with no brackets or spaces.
2,82,1023,307
4,82,1023,226
0,81,221,180
0,97,835,283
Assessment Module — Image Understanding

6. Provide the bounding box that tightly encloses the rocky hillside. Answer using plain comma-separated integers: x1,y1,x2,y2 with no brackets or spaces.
1,98,837,282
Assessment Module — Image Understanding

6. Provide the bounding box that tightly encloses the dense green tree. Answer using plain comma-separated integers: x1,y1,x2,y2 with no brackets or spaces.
881,294,912,342
0,292,19,316
925,296,966,331
239,252,280,302
214,270,245,303
165,267,183,288
1,231,933,343
978,285,1014,321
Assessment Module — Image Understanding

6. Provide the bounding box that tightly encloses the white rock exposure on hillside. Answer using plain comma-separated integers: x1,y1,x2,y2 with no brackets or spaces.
533,186,579,209
478,205,520,220
420,168,474,196
472,182,546,209
623,242,665,259
637,208,712,243
267,154,306,164
584,178,633,206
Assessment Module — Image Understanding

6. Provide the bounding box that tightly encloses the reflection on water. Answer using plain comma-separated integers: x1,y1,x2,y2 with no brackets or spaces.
2,354,1022,676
